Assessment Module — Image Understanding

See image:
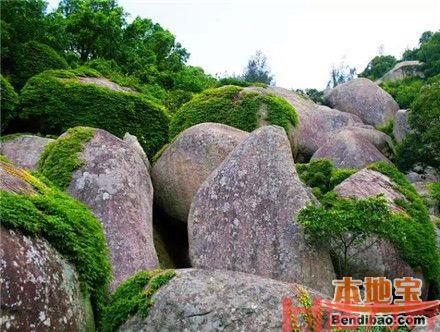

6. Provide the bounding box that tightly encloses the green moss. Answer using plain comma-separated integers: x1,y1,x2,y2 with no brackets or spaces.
0,161,111,327
14,41,69,88
102,269,175,331
1,75,19,132
169,85,298,139
430,182,440,205
0,154,11,163
0,133,24,142
37,127,95,190
296,159,356,199
19,69,170,158
151,143,169,164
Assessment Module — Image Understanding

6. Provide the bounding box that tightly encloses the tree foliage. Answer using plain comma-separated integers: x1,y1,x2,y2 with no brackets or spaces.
359,55,397,81
243,50,274,85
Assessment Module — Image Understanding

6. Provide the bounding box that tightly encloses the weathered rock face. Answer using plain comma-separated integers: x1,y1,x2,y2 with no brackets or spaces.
188,126,335,295
406,166,439,215
334,168,405,212
324,78,399,126
67,129,158,291
77,76,134,92
0,162,37,195
0,135,53,170
0,226,92,331
152,123,248,224
376,60,424,84
412,316,440,332
118,269,325,332
333,169,425,292
263,86,363,160
393,109,411,143
311,130,389,169
342,124,393,158
123,133,151,170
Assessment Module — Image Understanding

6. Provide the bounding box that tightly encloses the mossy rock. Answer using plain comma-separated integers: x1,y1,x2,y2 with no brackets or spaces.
1,75,19,132
0,159,111,326
169,85,299,152
19,69,170,158
14,41,69,88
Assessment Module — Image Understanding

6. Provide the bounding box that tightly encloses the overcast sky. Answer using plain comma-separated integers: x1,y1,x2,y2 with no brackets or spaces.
48,0,439,90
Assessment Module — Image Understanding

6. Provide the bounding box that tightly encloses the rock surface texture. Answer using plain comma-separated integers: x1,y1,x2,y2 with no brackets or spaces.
0,226,91,331
188,126,335,295
393,109,411,143
311,130,389,169
67,129,158,291
324,78,399,126
1,135,53,169
264,86,363,159
118,268,325,332
152,123,248,224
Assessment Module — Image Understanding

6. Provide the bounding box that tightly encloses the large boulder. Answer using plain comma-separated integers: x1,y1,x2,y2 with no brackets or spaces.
311,130,389,169
152,123,248,224
169,85,299,156
41,128,159,291
264,86,363,159
188,126,335,295
0,227,92,331
393,109,411,143
1,134,53,169
376,60,424,84
324,78,399,126
119,269,325,332
333,169,426,290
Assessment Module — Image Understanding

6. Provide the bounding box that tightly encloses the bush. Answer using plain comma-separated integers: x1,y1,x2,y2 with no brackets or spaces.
296,159,356,198
19,69,170,158
0,75,19,132
0,160,111,325
381,77,424,109
299,161,440,288
13,41,69,88
169,85,298,139
395,80,440,170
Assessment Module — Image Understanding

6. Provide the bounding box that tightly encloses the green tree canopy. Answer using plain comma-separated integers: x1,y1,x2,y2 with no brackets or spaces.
359,55,397,81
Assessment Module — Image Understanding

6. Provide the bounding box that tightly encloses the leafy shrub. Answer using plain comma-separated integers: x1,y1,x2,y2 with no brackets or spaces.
296,159,356,198
381,77,424,109
0,160,111,325
395,80,440,170
169,85,298,139
299,161,440,288
217,77,251,87
417,31,440,78
0,75,19,132
13,41,69,88
19,69,170,158
299,193,392,276
102,269,175,331
37,127,95,189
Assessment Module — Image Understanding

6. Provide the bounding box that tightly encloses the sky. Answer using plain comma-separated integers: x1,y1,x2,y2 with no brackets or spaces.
47,0,440,90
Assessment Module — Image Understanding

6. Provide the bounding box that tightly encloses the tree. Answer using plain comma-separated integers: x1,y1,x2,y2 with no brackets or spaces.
298,193,392,277
58,0,126,61
327,60,356,88
242,50,274,85
359,55,397,81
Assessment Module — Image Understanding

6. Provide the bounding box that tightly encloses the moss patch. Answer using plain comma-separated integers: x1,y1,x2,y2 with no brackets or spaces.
102,269,175,331
19,69,170,158
0,160,111,326
37,127,95,190
169,85,298,139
